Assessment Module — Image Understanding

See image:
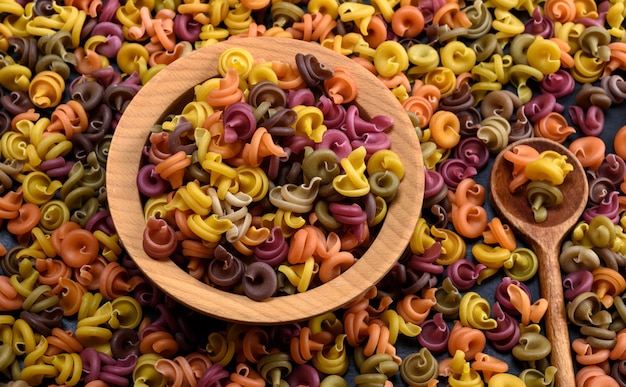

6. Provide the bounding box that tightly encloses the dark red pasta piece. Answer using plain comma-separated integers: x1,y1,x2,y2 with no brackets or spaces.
523,6,553,38
0,90,35,115
242,262,278,301
317,95,346,128
495,277,532,317
110,328,142,359
454,137,490,170
485,302,521,351
223,102,257,143
563,270,594,301
296,53,334,87
286,364,321,387
438,81,474,113
207,246,245,287
19,306,64,336
417,312,449,353
71,80,104,112
197,363,231,387
168,117,197,154
254,226,289,267
173,13,202,42
445,258,485,291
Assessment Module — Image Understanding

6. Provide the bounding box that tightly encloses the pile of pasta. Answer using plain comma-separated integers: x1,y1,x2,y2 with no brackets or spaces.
1,0,626,385
140,48,405,300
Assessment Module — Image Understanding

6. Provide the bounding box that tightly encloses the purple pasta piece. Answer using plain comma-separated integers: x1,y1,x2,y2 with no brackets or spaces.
406,242,444,274
223,102,257,143
563,270,594,301
419,0,446,15
588,176,615,205
283,134,315,155
423,168,445,200
509,107,534,142
120,71,142,92
296,53,334,88
485,302,521,351
597,154,626,186
174,13,202,42
439,82,474,113
495,277,532,317
254,227,289,267
569,105,604,136
317,95,346,128
98,0,120,22
427,204,449,228
602,74,626,104
329,202,367,225
197,363,231,387
104,84,137,113
418,312,450,353
341,105,392,140
137,164,170,197
288,88,316,107
363,192,378,225
121,253,143,277
287,364,321,387
583,190,620,223
438,158,478,190
102,354,138,375
540,69,575,98
0,111,9,136
402,269,439,295
350,132,391,157
611,360,626,387
133,281,165,308
71,79,105,112
19,306,64,336
84,209,115,235
263,107,297,130
81,347,133,386
457,107,481,137
377,262,408,298
168,117,197,154
0,90,35,115
85,104,114,142
90,22,124,58
207,246,245,287
269,323,301,352
71,134,95,161
575,0,609,27
92,66,123,89
445,259,485,291
317,129,352,160
8,36,38,71
242,262,278,301
524,6,554,38
249,81,287,110
523,93,562,123
149,303,181,334
454,137,490,170
39,157,74,178
32,0,54,16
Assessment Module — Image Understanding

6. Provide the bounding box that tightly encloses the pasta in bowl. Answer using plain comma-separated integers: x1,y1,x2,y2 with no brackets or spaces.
107,38,423,324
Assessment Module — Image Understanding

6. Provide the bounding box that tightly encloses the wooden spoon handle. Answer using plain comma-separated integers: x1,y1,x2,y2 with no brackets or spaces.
533,241,575,387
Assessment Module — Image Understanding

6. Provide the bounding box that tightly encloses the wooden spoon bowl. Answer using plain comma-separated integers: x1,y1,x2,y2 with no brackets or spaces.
107,38,424,324
490,137,588,387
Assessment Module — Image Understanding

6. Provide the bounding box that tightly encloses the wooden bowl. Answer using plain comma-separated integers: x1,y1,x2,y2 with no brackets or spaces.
107,38,424,324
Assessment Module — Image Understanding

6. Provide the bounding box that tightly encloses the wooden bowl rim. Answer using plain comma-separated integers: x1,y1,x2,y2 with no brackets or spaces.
107,37,424,324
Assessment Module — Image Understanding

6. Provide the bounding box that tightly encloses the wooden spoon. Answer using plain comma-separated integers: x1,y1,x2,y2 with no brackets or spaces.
490,137,588,387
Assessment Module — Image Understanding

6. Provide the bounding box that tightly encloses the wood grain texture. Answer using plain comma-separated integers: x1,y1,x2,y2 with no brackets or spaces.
490,137,588,387
107,38,424,324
